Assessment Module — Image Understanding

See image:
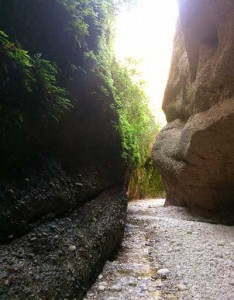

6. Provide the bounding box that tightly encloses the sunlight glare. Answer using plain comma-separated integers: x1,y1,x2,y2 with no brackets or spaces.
114,0,178,125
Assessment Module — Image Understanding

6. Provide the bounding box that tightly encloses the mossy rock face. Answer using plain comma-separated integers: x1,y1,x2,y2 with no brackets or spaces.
0,0,125,176
0,1,128,295
0,0,126,240
0,188,127,300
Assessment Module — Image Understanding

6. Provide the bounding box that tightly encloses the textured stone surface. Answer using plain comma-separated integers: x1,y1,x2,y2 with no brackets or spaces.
0,189,127,300
152,0,234,213
86,199,234,300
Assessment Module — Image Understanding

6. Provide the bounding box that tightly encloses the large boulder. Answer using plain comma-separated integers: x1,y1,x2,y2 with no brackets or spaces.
152,0,234,213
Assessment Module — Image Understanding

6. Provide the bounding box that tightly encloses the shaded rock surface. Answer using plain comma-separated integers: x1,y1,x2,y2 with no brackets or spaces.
152,0,234,213
0,0,126,241
0,188,127,300
0,1,128,297
0,157,122,243
86,199,234,300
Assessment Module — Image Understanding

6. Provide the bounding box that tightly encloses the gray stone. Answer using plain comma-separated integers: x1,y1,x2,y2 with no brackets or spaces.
68,245,76,251
110,285,122,292
97,285,106,291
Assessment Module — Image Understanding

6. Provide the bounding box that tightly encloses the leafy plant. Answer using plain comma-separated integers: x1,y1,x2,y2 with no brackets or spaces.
32,54,72,122
111,59,164,198
61,0,165,199
128,158,165,200
0,1,164,197
0,30,72,169
0,31,71,127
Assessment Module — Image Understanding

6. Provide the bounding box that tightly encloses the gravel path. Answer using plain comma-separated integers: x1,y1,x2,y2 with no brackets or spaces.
85,199,234,300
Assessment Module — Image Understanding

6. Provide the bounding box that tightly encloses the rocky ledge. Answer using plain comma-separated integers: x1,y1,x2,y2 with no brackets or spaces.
0,188,127,300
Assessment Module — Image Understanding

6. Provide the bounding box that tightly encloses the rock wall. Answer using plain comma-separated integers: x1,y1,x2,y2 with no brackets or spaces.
0,1,128,298
0,188,127,299
0,0,126,242
152,0,234,214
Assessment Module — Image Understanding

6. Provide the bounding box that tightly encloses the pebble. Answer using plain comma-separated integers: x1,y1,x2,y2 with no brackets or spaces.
30,237,37,242
147,287,155,292
157,268,170,276
4,280,9,286
97,285,106,291
151,275,157,281
177,284,188,291
165,295,177,300
155,281,164,288
110,285,122,292
85,199,234,300
128,278,137,286
68,245,76,251
119,219,125,226
99,281,108,286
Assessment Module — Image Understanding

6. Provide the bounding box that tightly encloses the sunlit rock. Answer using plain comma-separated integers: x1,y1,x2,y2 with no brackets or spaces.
152,0,234,214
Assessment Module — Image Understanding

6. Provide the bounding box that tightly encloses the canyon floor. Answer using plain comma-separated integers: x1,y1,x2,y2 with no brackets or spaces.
85,199,234,300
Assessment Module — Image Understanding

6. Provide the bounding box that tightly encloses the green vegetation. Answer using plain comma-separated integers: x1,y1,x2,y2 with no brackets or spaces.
0,30,72,166
0,0,164,197
111,60,164,199
0,30,71,126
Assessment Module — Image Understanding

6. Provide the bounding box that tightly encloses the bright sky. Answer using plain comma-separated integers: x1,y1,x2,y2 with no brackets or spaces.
114,0,178,125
